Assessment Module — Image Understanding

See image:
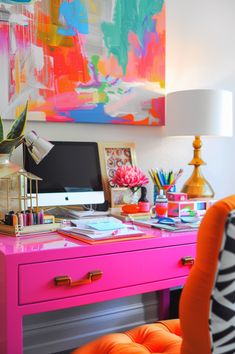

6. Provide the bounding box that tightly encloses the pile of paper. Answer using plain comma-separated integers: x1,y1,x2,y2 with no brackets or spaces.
59,216,145,242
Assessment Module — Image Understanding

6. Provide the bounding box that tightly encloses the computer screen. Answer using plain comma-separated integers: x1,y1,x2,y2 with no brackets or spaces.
23,141,105,207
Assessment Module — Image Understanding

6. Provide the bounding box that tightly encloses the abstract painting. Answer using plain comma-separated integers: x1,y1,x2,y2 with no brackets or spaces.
0,0,165,125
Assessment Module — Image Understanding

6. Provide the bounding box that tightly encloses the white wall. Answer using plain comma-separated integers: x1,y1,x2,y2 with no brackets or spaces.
166,0,235,199
9,0,235,202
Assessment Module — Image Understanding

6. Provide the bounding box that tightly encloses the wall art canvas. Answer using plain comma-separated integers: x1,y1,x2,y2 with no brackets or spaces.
0,0,165,125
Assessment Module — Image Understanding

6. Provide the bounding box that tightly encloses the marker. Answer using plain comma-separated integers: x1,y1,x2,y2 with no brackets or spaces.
21,211,27,226
4,213,12,225
32,210,37,225
12,213,18,227
26,210,33,226
39,209,44,224
17,212,23,227
36,211,41,224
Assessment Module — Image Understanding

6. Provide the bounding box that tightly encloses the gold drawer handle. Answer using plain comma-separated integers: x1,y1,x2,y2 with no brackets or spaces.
181,256,194,266
54,270,103,287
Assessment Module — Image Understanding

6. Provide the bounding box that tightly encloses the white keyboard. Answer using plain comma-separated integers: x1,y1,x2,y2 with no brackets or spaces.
67,209,110,218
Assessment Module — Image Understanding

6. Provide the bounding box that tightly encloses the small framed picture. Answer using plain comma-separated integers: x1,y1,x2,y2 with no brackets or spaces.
110,187,128,208
98,142,137,203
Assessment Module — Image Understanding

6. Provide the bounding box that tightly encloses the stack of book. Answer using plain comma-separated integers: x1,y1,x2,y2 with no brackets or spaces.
112,211,150,222
58,217,150,244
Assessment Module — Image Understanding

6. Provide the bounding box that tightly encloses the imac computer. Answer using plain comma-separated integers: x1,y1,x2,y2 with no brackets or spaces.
23,141,105,208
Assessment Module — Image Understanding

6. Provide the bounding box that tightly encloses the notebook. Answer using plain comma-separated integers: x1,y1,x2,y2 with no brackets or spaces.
58,227,150,244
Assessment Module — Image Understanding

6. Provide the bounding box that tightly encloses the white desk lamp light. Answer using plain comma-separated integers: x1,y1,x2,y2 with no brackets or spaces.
0,131,53,179
24,131,54,164
166,89,233,198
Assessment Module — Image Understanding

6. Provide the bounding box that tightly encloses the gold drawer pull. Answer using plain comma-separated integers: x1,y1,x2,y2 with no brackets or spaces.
54,270,103,287
181,256,194,266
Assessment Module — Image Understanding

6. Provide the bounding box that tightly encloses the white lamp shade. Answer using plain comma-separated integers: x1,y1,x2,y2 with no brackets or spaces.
166,89,233,137
24,131,54,164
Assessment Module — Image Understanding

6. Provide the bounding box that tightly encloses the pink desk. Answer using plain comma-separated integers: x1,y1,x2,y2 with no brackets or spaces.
0,227,197,354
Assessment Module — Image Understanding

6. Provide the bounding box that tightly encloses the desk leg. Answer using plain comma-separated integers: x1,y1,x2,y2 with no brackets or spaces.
158,289,170,320
0,257,23,354
8,315,23,354
0,311,22,354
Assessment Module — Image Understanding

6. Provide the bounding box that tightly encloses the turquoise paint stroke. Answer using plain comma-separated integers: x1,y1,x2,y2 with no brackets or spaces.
58,0,88,36
101,0,164,74
57,104,128,124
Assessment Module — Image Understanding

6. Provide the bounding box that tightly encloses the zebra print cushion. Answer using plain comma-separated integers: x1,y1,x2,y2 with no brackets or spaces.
209,210,235,354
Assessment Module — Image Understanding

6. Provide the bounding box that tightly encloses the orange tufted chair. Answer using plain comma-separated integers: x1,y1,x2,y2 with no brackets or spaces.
71,195,235,354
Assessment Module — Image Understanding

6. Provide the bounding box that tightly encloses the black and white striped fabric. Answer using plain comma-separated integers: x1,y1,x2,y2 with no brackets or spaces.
209,211,235,354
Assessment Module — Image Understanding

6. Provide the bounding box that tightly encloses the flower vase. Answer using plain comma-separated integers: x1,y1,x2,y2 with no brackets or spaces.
0,153,21,179
123,188,141,205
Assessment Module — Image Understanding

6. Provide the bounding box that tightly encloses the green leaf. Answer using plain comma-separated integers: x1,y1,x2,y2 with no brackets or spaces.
0,116,4,142
0,136,23,154
6,101,28,140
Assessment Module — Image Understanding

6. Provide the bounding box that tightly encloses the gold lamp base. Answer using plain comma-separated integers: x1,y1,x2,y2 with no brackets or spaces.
181,136,214,199
181,166,214,198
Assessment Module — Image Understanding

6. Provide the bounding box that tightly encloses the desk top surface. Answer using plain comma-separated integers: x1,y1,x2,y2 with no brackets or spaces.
0,226,198,259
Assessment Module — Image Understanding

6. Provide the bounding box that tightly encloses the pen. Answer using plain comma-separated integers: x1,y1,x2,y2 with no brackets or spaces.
148,170,155,184
149,168,183,192
157,169,165,186
164,170,183,192
168,171,173,184
152,170,161,190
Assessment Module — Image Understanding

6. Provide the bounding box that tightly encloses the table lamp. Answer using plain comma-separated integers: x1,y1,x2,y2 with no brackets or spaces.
166,89,233,198
24,131,54,164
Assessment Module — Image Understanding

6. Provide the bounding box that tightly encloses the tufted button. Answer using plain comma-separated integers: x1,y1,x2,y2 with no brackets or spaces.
71,319,182,354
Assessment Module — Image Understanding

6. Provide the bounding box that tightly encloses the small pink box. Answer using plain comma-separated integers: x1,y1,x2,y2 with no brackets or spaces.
166,192,188,201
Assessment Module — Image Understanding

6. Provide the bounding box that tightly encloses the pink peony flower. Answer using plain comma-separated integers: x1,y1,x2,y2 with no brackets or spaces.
111,165,149,190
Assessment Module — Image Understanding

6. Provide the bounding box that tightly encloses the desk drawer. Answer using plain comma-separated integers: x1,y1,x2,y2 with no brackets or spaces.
19,244,195,305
